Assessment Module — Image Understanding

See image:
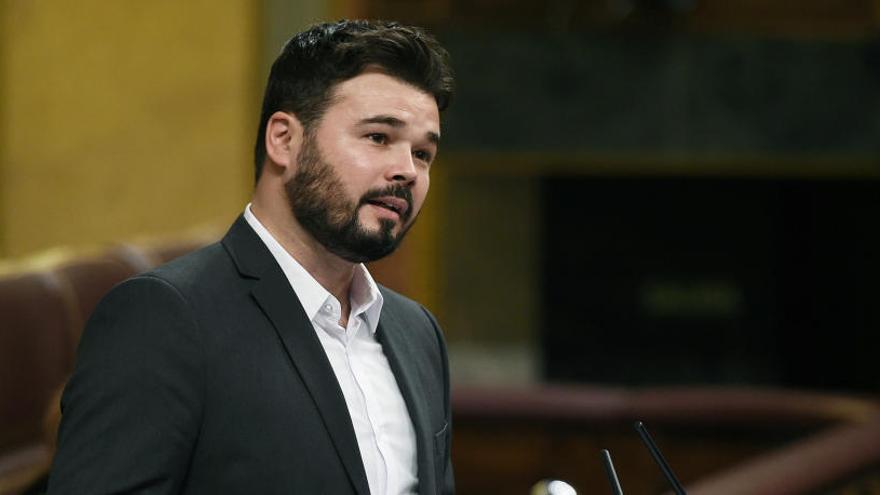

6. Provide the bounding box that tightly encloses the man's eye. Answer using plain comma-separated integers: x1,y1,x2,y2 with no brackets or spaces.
413,150,433,163
366,133,387,144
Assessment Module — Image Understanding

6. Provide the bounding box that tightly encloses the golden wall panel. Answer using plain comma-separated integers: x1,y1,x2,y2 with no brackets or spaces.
1,0,259,256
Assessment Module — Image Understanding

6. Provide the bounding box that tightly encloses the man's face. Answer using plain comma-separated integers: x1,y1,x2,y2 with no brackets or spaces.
284,71,440,263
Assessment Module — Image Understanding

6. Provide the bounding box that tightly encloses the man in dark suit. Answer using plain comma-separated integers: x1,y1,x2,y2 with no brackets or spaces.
48,20,455,495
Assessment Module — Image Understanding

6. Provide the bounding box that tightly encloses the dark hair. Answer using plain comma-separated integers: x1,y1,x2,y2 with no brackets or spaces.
253,19,455,181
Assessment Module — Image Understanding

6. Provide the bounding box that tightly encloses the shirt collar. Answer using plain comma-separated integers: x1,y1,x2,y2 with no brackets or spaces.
243,204,383,334
350,263,384,333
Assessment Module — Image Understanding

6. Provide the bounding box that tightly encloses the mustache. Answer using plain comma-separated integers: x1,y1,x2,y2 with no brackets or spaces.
359,184,414,219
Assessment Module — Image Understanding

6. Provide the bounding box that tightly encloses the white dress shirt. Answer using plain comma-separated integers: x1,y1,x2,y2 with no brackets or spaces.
244,204,418,495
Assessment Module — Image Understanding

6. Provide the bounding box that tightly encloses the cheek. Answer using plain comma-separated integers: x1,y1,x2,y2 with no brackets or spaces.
411,176,430,212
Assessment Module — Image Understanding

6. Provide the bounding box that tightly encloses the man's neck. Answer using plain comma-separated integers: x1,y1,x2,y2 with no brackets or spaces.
250,199,355,322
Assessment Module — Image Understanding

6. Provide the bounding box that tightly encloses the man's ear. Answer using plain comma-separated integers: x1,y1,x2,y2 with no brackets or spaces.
264,111,304,175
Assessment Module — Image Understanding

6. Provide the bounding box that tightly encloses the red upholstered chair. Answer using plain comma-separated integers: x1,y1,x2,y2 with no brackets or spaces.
51,245,153,344
0,240,204,495
138,236,214,266
0,270,77,453
0,270,78,493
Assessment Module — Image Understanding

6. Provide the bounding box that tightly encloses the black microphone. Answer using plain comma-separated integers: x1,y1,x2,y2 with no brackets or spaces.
634,420,687,495
600,449,624,495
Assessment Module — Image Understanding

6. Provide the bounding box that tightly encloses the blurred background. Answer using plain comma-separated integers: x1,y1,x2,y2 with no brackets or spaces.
2,0,880,493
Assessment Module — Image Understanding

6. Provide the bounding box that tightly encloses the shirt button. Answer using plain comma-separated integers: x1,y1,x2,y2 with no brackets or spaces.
324,304,332,311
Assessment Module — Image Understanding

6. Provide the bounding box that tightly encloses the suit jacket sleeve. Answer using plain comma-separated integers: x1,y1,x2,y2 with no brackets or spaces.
48,275,204,494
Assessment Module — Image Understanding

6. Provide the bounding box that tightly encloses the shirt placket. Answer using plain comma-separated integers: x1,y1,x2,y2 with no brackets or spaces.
321,300,388,494
345,312,389,494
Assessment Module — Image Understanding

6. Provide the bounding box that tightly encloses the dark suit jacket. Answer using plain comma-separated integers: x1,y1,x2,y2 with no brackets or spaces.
47,216,453,495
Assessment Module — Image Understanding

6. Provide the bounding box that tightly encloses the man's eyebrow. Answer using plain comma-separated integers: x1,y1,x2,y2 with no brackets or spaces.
359,115,405,127
358,115,441,145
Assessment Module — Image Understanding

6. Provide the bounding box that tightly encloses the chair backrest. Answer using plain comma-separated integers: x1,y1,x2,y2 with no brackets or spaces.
51,246,154,344
138,237,214,266
0,271,78,453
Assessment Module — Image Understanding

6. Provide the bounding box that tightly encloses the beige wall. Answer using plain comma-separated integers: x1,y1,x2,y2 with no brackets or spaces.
0,0,261,257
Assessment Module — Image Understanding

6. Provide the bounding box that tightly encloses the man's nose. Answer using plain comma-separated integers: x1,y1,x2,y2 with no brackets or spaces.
386,145,418,183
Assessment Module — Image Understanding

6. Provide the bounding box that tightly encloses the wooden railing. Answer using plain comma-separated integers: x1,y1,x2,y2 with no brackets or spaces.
452,385,880,494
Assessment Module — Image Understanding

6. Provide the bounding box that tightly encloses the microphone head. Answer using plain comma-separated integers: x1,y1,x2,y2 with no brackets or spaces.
530,479,578,495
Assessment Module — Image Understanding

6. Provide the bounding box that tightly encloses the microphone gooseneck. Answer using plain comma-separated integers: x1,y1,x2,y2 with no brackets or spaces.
600,449,624,495
634,420,687,495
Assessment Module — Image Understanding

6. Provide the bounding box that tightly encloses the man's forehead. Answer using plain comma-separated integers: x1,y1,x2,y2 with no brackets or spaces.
328,72,440,126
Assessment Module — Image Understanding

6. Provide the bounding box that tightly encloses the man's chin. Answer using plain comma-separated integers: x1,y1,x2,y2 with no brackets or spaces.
358,215,406,238
359,208,401,228
336,236,399,264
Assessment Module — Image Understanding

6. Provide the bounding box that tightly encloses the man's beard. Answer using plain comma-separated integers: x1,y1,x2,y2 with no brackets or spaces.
284,134,415,263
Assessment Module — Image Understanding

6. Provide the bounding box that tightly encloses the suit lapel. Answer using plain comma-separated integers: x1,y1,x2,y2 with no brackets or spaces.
377,307,437,495
222,217,371,495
